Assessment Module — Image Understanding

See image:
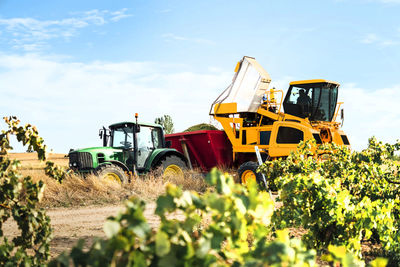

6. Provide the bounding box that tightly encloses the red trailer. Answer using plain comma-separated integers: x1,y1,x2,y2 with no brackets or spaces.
165,130,233,172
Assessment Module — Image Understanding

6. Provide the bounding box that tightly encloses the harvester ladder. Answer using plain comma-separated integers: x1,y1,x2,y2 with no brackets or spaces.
254,146,274,206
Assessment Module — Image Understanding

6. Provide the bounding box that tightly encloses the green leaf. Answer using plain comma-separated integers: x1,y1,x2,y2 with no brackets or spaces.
196,237,211,259
103,220,120,238
155,230,171,257
369,258,388,267
155,195,175,216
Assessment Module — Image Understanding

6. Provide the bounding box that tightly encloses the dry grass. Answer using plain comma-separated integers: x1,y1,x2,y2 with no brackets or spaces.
129,169,209,201
20,168,210,208
9,153,211,208
9,152,68,170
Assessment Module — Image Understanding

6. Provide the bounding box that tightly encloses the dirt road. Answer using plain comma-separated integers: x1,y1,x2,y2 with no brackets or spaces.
4,203,160,257
4,196,279,258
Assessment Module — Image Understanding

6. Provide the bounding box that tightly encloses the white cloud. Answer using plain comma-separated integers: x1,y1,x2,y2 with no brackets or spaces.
157,9,172,14
110,8,133,22
377,0,400,3
361,33,399,47
0,54,231,152
162,33,215,45
0,9,132,51
1,54,399,153
361,33,379,44
357,0,400,4
340,83,400,150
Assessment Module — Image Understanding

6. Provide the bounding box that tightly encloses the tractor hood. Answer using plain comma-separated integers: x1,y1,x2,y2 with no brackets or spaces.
69,146,122,154
68,146,126,170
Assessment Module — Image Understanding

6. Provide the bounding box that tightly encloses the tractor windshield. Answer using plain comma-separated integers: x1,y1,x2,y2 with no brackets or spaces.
283,83,338,122
111,126,134,149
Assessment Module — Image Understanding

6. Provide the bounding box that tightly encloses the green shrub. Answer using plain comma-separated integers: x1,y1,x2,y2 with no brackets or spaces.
0,116,52,266
184,123,218,132
259,138,400,262
50,169,366,267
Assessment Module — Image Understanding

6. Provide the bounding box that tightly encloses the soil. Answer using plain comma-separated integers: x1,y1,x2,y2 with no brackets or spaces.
4,194,280,259
3,203,161,258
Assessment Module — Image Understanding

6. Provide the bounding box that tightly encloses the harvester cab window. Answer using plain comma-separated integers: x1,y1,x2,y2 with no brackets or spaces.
310,85,338,122
283,83,338,122
276,127,304,144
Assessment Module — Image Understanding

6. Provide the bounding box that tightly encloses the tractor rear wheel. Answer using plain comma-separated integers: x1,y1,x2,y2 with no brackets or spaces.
238,161,263,186
158,155,187,178
95,164,127,184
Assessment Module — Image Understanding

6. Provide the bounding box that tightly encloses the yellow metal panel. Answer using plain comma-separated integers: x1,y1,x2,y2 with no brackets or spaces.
331,131,343,145
213,103,237,114
213,116,243,149
234,61,241,72
289,79,340,86
268,121,314,157
257,107,281,121
244,128,258,145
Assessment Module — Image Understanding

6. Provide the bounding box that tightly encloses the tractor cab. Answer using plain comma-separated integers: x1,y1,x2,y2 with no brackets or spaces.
283,80,339,122
106,122,165,170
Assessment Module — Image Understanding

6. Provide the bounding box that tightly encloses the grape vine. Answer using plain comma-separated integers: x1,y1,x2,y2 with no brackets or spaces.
259,138,400,263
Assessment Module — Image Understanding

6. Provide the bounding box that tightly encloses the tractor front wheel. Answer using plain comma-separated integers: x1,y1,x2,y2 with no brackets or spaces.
95,164,127,184
158,155,186,178
238,161,263,186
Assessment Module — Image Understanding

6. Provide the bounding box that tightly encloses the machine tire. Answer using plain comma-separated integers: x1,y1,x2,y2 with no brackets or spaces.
95,164,127,184
238,161,263,186
157,155,187,178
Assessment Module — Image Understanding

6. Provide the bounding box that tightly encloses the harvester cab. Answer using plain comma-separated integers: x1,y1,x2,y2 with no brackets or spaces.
283,80,339,122
68,116,187,183
211,56,350,184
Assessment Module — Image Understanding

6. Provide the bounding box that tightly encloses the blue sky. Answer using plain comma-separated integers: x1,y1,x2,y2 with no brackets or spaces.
1,0,400,152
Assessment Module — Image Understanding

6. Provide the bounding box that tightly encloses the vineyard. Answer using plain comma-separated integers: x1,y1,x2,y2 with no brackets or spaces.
1,116,399,266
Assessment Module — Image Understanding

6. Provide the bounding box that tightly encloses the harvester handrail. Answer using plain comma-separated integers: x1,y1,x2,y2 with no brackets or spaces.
333,102,343,123
262,88,284,115
209,84,233,116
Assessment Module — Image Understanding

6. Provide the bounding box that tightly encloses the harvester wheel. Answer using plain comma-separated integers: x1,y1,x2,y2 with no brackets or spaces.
158,155,186,178
238,161,262,186
95,164,127,184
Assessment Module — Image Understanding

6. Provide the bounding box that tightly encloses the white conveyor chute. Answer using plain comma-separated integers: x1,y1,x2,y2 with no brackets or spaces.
211,56,272,114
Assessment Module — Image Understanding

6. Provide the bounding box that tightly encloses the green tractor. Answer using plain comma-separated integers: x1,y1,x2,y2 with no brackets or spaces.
68,117,188,183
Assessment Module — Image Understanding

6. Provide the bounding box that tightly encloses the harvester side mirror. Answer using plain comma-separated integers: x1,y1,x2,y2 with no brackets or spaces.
341,109,344,126
99,129,104,139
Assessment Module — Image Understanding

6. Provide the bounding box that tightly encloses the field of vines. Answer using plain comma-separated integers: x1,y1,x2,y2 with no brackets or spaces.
1,116,399,266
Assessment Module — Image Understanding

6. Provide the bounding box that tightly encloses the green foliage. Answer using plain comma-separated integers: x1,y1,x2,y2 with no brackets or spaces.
0,116,47,160
0,116,52,266
44,161,70,183
51,169,364,267
184,123,218,132
1,116,69,184
259,137,400,262
155,115,175,134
